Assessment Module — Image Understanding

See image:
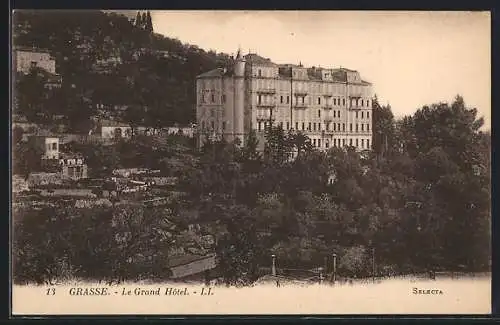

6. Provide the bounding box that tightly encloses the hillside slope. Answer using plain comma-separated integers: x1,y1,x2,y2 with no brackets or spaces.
12,10,233,130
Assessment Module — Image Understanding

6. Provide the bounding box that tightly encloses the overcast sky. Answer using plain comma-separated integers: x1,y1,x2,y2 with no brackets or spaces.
145,11,490,129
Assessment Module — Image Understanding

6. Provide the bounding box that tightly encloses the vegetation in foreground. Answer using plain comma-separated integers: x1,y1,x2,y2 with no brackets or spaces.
13,96,491,285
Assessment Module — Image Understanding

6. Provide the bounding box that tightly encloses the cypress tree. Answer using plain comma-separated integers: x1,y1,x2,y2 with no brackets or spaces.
135,11,142,27
145,11,154,33
141,12,147,29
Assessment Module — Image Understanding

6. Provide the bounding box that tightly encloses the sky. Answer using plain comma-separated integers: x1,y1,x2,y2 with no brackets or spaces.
144,11,490,129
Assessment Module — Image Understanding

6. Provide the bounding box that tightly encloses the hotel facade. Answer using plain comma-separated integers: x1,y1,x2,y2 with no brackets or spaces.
196,51,373,151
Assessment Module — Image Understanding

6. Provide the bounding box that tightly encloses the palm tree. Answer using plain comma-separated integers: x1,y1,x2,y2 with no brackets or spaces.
288,131,312,159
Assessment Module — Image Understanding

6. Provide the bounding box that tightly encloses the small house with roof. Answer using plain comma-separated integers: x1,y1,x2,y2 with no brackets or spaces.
59,152,88,180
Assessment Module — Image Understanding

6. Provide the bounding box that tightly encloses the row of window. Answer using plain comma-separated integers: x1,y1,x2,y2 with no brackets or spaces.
201,121,223,131
198,121,370,150
320,138,371,150
308,138,371,150
201,119,371,134
275,95,371,107
255,108,370,121
319,110,370,119
200,76,368,94
257,121,371,133
201,92,372,109
200,93,226,104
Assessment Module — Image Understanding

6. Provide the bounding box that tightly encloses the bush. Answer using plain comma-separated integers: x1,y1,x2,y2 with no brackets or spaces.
338,246,371,278
13,204,173,284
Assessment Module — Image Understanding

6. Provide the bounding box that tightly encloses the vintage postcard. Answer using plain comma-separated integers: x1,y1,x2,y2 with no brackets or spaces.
11,10,491,315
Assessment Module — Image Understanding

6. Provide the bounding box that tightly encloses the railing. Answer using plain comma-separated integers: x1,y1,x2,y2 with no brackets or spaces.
256,89,276,94
294,91,308,96
293,104,308,110
256,116,275,123
322,105,333,110
256,104,277,109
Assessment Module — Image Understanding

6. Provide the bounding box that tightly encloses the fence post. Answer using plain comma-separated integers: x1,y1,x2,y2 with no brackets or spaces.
372,247,376,283
332,253,337,285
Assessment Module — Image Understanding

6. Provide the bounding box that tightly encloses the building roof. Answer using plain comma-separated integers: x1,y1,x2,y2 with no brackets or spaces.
307,67,323,80
14,46,51,54
28,132,59,139
59,152,85,159
35,69,62,82
196,52,372,84
338,67,358,73
167,253,216,268
197,68,228,78
244,53,278,67
99,119,130,127
279,63,304,68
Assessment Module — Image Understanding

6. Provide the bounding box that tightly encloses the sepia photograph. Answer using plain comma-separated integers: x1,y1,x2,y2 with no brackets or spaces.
10,10,491,315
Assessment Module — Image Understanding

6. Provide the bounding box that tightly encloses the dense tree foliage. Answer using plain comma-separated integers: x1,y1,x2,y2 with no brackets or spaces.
13,203,172,284
189,96,490,280
13,96,490,284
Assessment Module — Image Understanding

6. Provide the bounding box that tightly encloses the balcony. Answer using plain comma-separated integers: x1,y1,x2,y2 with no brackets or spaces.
293,104,308,110
323,94,333,97
293,91,308,96
322,105,333,110
349,93,362,99
348,105,363,111
256,89,276,95
256,103,277,109
256,115,275,122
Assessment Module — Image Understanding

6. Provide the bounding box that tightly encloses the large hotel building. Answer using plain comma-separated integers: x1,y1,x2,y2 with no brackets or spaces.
196,51,373,151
